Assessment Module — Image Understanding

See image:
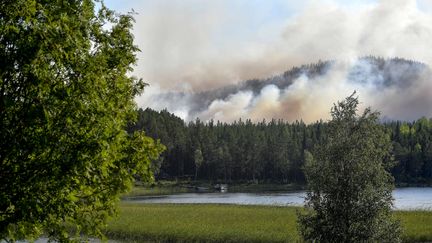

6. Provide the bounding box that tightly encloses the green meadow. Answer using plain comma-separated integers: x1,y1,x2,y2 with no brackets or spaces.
105,203,432,242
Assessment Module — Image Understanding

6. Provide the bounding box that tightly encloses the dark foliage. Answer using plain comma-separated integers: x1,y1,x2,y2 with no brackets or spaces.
130,108,432,185
298,93,401,242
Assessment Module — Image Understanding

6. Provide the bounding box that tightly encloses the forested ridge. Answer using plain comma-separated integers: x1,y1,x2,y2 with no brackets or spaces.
130,108,432,185
150,56,428,117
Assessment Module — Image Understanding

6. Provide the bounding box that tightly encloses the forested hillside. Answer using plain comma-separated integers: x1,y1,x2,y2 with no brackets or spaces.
129,108,432,185
149,56,429,121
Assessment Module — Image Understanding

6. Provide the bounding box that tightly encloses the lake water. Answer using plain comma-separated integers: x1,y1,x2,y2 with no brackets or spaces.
125,187,432,210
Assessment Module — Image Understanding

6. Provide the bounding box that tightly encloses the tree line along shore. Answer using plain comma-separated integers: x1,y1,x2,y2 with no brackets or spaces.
130,108,432,185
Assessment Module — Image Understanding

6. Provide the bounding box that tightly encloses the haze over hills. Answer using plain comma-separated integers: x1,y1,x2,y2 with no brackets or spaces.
138,57,432,123
126,0,432,124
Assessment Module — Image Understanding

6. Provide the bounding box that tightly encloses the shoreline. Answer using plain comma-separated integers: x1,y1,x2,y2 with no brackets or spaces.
125,180,432,197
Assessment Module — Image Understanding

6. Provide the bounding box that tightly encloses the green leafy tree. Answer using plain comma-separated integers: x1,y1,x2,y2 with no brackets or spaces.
298,93,401,242
0,0,164,241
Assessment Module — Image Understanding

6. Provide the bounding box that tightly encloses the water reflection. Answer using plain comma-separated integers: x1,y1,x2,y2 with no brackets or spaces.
125,187,432,210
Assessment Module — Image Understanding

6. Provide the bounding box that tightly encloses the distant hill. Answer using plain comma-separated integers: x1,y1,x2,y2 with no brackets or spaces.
150,56,430,120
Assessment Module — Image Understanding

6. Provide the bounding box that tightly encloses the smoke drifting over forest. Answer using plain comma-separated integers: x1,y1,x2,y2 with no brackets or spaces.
132,0,432,123
137,57,432,123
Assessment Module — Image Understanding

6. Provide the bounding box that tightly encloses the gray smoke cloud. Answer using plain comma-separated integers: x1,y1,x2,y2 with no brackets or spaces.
133,0,432,122
136,58,432,122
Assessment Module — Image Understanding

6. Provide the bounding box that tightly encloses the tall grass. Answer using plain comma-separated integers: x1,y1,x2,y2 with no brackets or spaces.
106,204,299,242
396,210,432,242
106,204,432,242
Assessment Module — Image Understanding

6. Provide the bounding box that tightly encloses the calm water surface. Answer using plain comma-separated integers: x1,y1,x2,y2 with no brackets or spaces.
125,187,432,210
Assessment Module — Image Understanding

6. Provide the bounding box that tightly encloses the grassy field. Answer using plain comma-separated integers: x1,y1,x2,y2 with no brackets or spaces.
397,210,432,242
105,203,432,242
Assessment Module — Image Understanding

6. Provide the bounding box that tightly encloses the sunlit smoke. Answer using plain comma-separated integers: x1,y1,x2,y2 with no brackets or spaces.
132,0,432,122
138,58,432,123
132,0,432,91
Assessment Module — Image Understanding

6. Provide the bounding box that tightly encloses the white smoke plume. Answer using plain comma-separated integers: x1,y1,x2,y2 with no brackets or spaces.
138,59,432,123
132,0,432,123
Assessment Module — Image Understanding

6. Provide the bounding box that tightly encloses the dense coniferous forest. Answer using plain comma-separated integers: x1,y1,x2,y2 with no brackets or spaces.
129,108,432,185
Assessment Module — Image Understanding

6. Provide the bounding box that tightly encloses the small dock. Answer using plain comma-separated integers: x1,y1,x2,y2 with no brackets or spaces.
214,184,228,192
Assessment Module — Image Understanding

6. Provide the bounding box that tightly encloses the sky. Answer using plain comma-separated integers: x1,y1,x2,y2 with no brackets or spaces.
104,0,432,123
